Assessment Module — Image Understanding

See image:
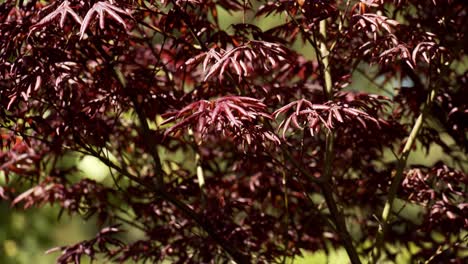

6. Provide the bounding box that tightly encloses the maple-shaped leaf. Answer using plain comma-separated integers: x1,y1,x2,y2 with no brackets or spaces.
352,13,399,36
79,1,131,39
162,96,279,146
185,40,292,82
31,0,82,31
274,99,380,138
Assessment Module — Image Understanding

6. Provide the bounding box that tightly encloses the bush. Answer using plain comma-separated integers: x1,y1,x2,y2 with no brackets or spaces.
1,0,466,263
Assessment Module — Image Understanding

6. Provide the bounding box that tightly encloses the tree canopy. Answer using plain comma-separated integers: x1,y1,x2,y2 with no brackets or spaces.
1,0,467,263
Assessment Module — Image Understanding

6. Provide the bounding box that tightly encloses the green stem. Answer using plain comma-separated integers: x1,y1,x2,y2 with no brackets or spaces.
188,129,205,189
317,19,361,264
319,20,333,100
372,86,437,262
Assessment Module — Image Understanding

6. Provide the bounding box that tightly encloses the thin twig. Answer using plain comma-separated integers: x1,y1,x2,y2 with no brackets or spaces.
83,143,250,263
72,51,247,261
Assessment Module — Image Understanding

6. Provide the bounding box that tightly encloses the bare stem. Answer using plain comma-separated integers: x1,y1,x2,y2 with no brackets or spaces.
319,19,361,264
319,20,333,100
372,86,437,262
277,12,362,263
321,182,362,264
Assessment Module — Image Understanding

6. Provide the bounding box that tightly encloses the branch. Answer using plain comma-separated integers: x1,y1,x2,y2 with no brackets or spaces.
159,191,251,263
319,20,333,101
372,83,438,262
108,67,248,262
279,13,362,263
320,183,361,263
285,10,324,85
82,143,250,263
317,19,362,264
112,68,165,190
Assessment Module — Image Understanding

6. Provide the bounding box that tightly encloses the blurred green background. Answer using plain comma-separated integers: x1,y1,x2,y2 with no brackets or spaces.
0,203,98,263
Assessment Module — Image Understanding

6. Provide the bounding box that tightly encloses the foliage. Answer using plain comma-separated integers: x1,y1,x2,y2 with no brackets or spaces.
1,0,467,263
